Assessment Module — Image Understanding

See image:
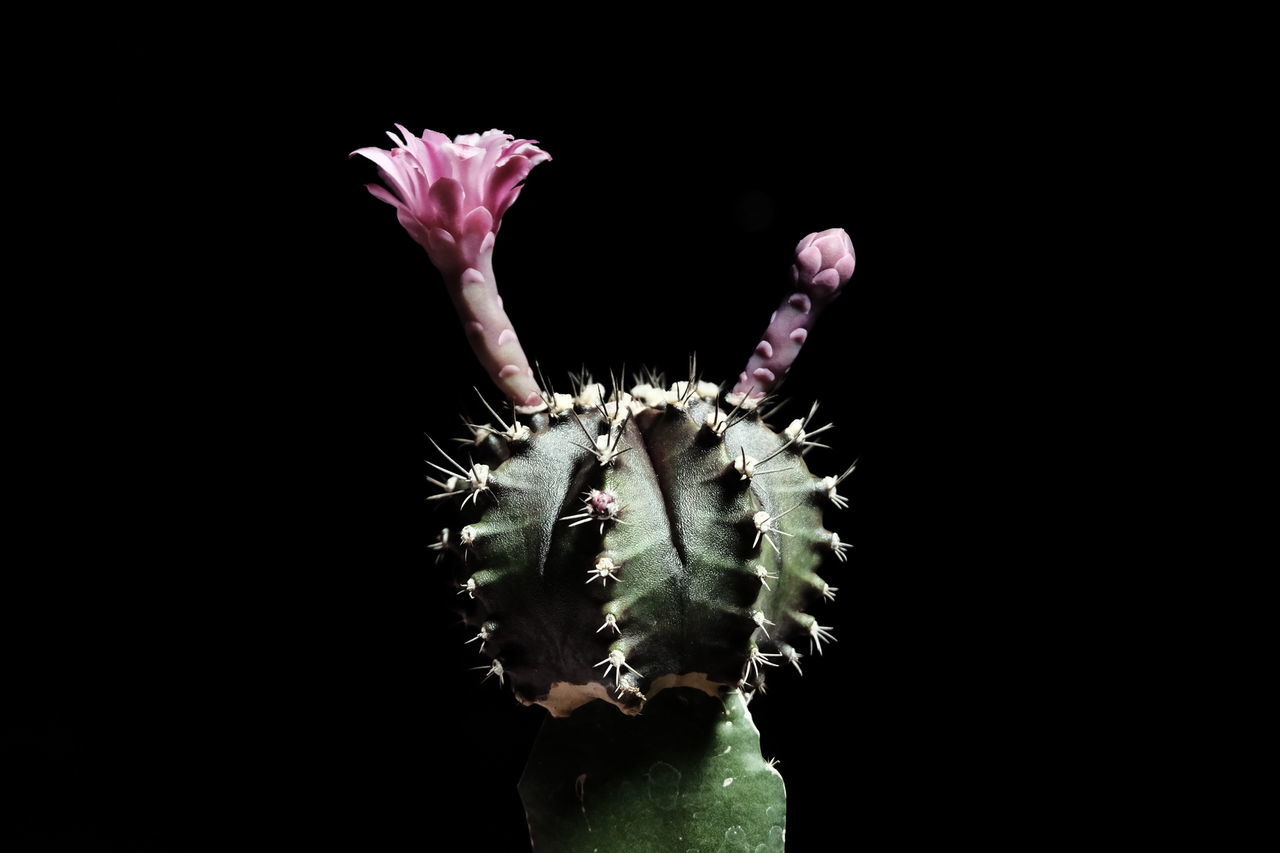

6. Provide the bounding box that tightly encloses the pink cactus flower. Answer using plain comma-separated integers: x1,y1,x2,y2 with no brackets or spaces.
354,127,551,407
353,127,551,274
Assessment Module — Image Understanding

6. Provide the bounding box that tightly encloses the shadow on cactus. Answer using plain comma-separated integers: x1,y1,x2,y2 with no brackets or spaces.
356,125,858,852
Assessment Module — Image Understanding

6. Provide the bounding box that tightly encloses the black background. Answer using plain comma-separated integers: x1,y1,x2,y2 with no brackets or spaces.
5,71,1054,850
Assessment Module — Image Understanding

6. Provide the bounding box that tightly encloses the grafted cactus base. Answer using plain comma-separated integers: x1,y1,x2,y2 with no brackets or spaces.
519,688,785,852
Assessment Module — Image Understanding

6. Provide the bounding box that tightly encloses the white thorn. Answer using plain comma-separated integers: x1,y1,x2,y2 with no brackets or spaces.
630,383,666,408
821,475,849,509
459,525,478,546
587,555,622,586
744,645,781,680
753,510,793,554
473,659,504,686
576,382,606,409
465,625,494,650
704,408,730,437
592,432,630,466
807,622,837,655
546,392,576,416
502,422,531,443
665,381,693,410
830,532,851,562
600,394,632,427
464,422,494,445
596,613,621,634
616,679,646,701
457,577,478,599
754,565,779,590
594,649,638,686
751,610,776,639
724,390,762,410
822,583,838,602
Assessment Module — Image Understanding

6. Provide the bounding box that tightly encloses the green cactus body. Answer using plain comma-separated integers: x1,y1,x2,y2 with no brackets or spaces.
435,383,845,718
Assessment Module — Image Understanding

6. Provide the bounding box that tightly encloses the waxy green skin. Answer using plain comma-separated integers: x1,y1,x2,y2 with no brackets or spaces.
519,687,786,853
446,391,838,714
434,382,847,851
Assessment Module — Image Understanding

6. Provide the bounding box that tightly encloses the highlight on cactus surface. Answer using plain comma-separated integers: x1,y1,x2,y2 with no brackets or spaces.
357,125,858,852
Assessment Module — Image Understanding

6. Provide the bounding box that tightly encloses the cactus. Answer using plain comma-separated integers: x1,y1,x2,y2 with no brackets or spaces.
357,126,856,851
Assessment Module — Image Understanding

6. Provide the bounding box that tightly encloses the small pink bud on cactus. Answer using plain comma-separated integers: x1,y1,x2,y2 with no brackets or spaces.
730,228,855,402
589,489,620,517
354,127,551,407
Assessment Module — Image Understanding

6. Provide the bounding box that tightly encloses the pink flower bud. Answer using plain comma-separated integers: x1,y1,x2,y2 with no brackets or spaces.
794,228,856,294
731,228,856,400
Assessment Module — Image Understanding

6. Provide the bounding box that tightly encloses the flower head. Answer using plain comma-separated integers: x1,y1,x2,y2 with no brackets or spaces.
353,126,551,273
793,228,856,293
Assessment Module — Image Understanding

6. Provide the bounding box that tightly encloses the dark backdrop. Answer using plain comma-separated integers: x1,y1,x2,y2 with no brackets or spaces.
5,77,1034,850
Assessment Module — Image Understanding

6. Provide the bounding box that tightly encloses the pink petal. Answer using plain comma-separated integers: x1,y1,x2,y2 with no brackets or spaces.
486,154,531,222
462,206,494,239
409,125,454,183
475,129,515,173
811,269,840,290
499,139,550,166
420,128,451,146
835,254,856,280
425,227,457,260
364,183,406,211
395,209,429,247
814,234,846,267
796,246,822,278
452,150,487,206
458,207,495,262
490,186,523,232
350,147,413,200
394,124,437,182
428,178,465,228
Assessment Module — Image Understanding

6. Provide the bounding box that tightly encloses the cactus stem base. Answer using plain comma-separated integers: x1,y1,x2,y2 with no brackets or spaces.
519,687,786,852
